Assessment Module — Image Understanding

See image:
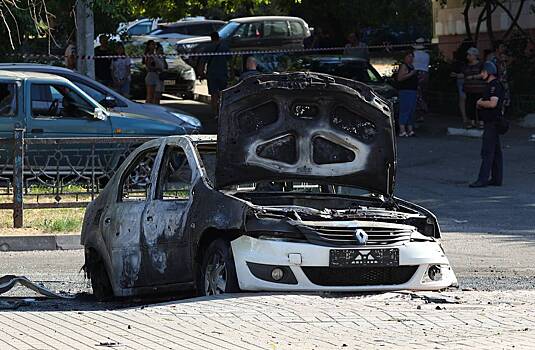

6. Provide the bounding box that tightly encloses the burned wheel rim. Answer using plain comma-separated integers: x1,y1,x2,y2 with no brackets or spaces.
204,252,227,295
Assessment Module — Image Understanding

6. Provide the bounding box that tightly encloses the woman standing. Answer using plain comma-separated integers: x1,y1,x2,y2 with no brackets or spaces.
462,47,486,128
153,43,168,105
143,40,158,104
111,43,131,97
396,51,418,137
450,41,472,126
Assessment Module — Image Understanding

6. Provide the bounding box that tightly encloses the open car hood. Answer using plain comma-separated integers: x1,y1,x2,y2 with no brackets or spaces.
215,72,396,196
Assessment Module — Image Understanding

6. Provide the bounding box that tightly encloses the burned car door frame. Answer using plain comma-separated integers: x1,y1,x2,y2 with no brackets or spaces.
139,139,196,285
100,143,161,290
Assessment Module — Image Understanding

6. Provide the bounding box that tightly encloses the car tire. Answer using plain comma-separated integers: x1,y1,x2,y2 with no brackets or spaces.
86,251,114,301
199,239,240,296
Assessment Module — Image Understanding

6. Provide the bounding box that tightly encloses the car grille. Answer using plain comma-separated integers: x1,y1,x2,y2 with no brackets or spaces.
308,226,412,246
302,266,418,286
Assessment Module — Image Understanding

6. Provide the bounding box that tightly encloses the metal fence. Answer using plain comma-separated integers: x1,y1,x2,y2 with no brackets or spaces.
0,129,155,228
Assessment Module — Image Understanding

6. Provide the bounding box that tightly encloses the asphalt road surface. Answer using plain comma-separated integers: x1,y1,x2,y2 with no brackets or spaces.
1,101,534,310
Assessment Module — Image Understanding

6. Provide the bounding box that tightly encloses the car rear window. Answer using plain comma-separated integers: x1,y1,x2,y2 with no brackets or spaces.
289,21,304,37
187,23,214,36
311,61,383,83
263,21,289,37
127,22,153,36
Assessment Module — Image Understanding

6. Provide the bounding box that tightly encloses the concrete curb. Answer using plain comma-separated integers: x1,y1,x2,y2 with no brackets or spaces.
0,235,82,252
447,127,483,138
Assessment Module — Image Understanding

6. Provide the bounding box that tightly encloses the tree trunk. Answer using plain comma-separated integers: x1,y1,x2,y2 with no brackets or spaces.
497,0,528,40
486,0,495,44
474,6,487,44
462,0,473,42
76,0,95,79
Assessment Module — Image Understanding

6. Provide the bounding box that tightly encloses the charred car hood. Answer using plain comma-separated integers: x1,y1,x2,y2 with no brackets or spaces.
216,72,396,195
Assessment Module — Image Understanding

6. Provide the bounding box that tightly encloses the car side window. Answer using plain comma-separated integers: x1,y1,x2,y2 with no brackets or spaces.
0,82,17,117
234,23,262,39
75,81,127,108
367,67,382,83
127,22,152,36
156,145,192,201
31,83,94,119
263,21,289,38
75,82,106,103
289,21,304,37
120,148,159,202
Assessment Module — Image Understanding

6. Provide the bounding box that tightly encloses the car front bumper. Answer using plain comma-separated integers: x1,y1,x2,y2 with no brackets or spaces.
231,236,457,292
163,80,195,96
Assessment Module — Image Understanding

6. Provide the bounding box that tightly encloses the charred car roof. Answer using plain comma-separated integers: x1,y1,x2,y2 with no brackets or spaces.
215,72,396,196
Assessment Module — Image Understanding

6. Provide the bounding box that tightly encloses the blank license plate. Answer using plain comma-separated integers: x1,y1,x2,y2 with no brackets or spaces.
329,249,399,267
164,80,175,86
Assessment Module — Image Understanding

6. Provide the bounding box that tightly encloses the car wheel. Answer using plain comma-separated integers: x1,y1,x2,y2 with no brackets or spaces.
183,92,195,100
200,239,240,296
86,252,113,301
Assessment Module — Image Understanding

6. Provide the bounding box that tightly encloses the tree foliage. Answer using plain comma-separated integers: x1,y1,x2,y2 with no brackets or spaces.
2,0,433,52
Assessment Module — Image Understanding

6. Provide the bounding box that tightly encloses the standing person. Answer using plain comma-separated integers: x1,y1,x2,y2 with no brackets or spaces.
204,32,229,115
462,47,486,128
153,43,168,105
239,56,259,81
94,35,113,86
412,38,430,122
469,62,504,188
451,57,468,125
343,31,369,59
450,40,473,126
488,41,510,111
396,51,418,137
111,43,131,97
64,39,77,70
143,40,158,104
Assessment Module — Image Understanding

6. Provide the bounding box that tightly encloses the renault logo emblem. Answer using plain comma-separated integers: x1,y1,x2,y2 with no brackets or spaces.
355,229,368,245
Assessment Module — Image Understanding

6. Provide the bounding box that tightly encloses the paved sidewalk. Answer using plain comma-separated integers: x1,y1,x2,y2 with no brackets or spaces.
0,291,534,349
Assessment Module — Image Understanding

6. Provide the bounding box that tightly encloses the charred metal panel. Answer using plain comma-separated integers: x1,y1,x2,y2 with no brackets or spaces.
216,72,396,195
82,136,251,296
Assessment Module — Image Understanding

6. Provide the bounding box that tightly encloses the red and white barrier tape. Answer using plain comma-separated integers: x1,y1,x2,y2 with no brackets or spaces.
1,41,431,60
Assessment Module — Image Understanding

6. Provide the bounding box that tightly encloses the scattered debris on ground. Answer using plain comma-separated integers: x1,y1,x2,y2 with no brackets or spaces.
0,274,74,298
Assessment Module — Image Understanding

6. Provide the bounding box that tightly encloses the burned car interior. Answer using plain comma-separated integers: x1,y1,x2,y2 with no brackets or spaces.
82,72,456,300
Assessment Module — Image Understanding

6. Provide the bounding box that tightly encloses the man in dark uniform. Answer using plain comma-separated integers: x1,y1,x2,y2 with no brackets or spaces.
204,32,229,116
94,35,113,86
469,61,505,188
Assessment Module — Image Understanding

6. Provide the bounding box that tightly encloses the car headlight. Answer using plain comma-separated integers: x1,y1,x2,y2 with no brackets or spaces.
177,43,199,51
182,68,196,81
172,112,201,129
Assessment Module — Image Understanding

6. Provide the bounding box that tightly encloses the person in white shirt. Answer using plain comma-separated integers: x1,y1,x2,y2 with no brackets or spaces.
412,38,430,121
111,43,131,97
64,40,76,70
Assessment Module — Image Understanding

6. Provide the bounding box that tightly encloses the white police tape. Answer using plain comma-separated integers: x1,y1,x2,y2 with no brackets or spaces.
2,41,430,60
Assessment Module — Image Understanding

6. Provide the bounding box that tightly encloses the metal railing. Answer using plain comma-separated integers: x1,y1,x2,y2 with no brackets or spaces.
0,129,155,228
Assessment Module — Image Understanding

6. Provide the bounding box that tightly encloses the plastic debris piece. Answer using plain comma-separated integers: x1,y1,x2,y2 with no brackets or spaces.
0,275,74,299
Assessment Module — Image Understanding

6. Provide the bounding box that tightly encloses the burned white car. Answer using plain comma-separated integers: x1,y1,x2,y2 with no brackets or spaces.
81,72,457,299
